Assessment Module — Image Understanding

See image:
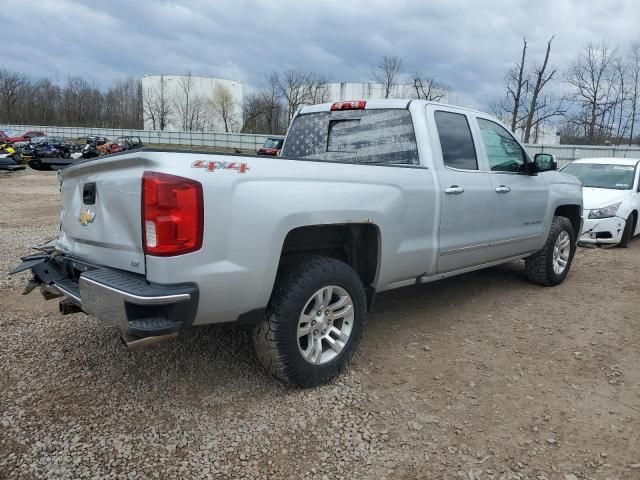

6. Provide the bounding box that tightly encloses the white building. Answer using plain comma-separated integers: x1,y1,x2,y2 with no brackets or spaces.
326,82,448,103
530,125,561,145
141,74,243,132
515,125,561,145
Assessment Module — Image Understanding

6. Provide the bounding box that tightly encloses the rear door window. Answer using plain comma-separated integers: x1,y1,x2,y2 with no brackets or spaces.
282,109,419,165
434,111,478,170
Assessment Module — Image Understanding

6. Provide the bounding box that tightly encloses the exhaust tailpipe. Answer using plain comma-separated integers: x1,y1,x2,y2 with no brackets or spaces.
121,332,178,351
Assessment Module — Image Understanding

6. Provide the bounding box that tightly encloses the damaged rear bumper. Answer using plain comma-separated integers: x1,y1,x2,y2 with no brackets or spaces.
11,252,198,344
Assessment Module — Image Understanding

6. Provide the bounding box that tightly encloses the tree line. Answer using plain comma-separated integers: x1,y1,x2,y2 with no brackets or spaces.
490,38,640,145
0,70,142,129
0,62,449,137
242,60,448,135
3,39,640,145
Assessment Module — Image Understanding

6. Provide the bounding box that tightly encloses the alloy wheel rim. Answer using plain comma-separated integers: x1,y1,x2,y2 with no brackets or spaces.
297,285,354,365
552,231,571,274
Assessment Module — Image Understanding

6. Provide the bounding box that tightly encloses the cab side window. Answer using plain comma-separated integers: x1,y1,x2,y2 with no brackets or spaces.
477,118,526,173
434,111,478,170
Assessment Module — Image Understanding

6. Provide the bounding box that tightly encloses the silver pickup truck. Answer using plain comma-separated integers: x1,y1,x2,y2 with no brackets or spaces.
12,99,583,387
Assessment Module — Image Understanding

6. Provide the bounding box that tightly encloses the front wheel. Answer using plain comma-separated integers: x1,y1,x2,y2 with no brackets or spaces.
525,216,576,286
252,255,367,387
618,213,635,248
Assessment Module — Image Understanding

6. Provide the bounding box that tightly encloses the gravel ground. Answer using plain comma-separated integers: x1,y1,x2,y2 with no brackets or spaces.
1,169,639,479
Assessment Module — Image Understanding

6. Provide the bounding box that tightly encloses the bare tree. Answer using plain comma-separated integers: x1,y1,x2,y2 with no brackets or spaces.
172,73,208,131
272,70,329,122
175,73,195,131
142,85,158,130
274,71,304,122
105,77,142,129
151,75,173,130
62,76,101,126
566,42,619,143
209,83,237,132
509,38,529,132
627,42,640,145
411,74,448,101
523,36,562,143
0,70,27,123
29,78,60,125
0,68,142,128
307,77,329,105
525,93,566,143
372,55,403,99
242,74,287,134
490,39,531,134
611,59,630,142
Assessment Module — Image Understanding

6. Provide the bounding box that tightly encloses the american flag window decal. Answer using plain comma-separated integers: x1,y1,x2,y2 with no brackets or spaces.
282,109,419,165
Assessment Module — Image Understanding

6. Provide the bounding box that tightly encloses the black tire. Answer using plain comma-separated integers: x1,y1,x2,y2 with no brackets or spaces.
525,216,576,286
252,255,367,388
618,213,635,248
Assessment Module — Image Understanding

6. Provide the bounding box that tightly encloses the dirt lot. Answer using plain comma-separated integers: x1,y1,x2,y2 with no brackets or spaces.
1,169,639,479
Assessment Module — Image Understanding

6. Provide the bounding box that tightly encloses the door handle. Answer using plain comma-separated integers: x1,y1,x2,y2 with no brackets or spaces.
495,185,511,193
445,185,465,194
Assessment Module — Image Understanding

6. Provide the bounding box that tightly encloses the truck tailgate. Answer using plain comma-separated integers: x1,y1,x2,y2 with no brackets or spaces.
56,155,146,275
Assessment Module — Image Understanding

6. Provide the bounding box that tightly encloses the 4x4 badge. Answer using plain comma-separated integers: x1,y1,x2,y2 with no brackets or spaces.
79,208,96,226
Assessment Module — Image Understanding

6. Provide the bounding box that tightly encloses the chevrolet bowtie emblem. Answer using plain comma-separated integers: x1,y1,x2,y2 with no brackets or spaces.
79,208,96,226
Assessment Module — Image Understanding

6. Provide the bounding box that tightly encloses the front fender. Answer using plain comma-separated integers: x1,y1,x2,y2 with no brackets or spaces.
540,173,583,247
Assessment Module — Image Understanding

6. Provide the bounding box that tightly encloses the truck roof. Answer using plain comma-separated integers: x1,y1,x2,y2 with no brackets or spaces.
298,99,488,116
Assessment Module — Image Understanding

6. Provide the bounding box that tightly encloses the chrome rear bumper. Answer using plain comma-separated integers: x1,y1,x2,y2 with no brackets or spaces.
12,253,198,338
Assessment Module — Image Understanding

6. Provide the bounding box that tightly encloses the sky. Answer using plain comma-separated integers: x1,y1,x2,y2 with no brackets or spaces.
3,0,640,110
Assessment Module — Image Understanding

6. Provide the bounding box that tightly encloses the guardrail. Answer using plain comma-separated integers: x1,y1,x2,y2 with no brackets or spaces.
0,124,282,151
3,123,640,167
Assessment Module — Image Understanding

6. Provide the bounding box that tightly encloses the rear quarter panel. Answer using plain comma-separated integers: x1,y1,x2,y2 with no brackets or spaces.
142,153,438,325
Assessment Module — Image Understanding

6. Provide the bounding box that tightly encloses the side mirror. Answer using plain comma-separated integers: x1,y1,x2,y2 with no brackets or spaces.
533,153,557,172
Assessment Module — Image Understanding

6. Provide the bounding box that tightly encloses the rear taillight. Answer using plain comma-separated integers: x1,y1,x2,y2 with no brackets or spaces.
142,171,203,256
330,100,366,111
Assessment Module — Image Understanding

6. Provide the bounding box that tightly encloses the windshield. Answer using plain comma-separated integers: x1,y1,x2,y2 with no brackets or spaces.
562,162,637,190
263,138,283,149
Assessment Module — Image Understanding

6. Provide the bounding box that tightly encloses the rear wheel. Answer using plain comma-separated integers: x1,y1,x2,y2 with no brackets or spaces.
525,216,576,286
619,213,636,248
252,255,366,387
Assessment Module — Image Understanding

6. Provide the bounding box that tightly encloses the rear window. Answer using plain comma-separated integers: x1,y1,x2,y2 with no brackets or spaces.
281,109,419,165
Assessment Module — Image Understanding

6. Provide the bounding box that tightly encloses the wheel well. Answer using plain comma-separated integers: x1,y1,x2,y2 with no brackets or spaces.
555,205,581,236
280,224,379,305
